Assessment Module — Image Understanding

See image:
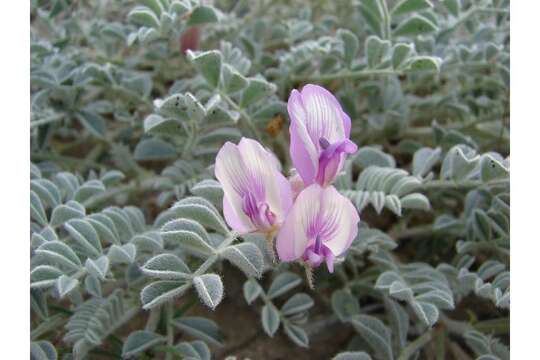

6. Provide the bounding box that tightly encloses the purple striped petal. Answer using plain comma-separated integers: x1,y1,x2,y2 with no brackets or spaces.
287,84,357,187
276,184,359,272
215,138,292,234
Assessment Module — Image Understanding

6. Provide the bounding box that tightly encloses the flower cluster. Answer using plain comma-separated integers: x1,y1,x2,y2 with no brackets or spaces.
215,84,360,274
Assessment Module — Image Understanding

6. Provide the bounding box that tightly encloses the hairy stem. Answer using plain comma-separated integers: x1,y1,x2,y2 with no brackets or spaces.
397,330,433,360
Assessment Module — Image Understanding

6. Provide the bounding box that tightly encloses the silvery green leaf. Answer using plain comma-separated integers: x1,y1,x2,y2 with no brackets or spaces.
56,275,79,298
222,64,248,94
283,323,309,348
144,114,183,137
102,207,135,241
128,6,160,28
185,92,207,121
384,297,409,351
331,290,360,322
267,272,302,299
471,209,492,241
85,275,102,298
261,304,281,337
108,243,137,264
161,218,214,256
337,29,359,67
175,341,211,360
384,195,402,216
480,155,509,182
75,111,106,139
141,253,191,279
124,206,146,233
87,214,120,245
74,180,106,203
31,341,57,360
400,193,430,211
122,330,165,358
190,179,223,208
415,289,454,310
140,280,190,309
36,241,82,271
193,274,224,310
389,281,414,301
100,170,125,187
188,5,219,26
85,256,110,280
240,78,276,108
31,163,42,179
31,289,49,320
187,50,222,88
243,278,262,304
359,0,384,36
54,172,80,201
155,93,187,118
412,147,441,178
366,36,391,68
369,191,385,213
477,261,505,281
131,231,163,252
281,293,314,316
51,201,86,227
443,0,461,17
354,147,396,168
65,219,102,257
252,101,287,121
407,56,442,73
394,15,438,37
333,352,372,360
31,179,61,208
350,314,394,360
411,300,439,326
172,317,223,347
440,145,478,180
139,0,163,15
198,128,242,145
221,243,264,278
31,190,48,226
392,43,415,69
134,138,177,161
168,197,229,235
391,0,433,17
31,265,63,289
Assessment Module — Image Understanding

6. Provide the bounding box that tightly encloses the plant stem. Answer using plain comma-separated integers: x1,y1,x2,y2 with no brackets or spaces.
219,91,263,142
165,302,174,360
397,330,433,360
31,114,65,128
31,314,65,340
82,176,165,209
422,178,509,191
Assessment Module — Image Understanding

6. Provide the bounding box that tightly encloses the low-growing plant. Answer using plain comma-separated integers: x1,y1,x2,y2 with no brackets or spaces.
30,0,509,359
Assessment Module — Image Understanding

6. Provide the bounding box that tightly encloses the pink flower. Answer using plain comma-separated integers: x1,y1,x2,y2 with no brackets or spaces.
215,138,293,235
288,84,358,187
276,184,359,273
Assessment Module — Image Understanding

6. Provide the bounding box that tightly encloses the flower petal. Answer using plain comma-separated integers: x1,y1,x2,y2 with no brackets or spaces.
276,184,322,261
318,186,359,257
299,84,348,145
223,195,255,233
237,138,289,219
215,142,255,232
288,89,319,185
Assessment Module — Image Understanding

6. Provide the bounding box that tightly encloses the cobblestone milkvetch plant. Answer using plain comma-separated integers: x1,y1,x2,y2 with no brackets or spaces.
30,0,509,359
